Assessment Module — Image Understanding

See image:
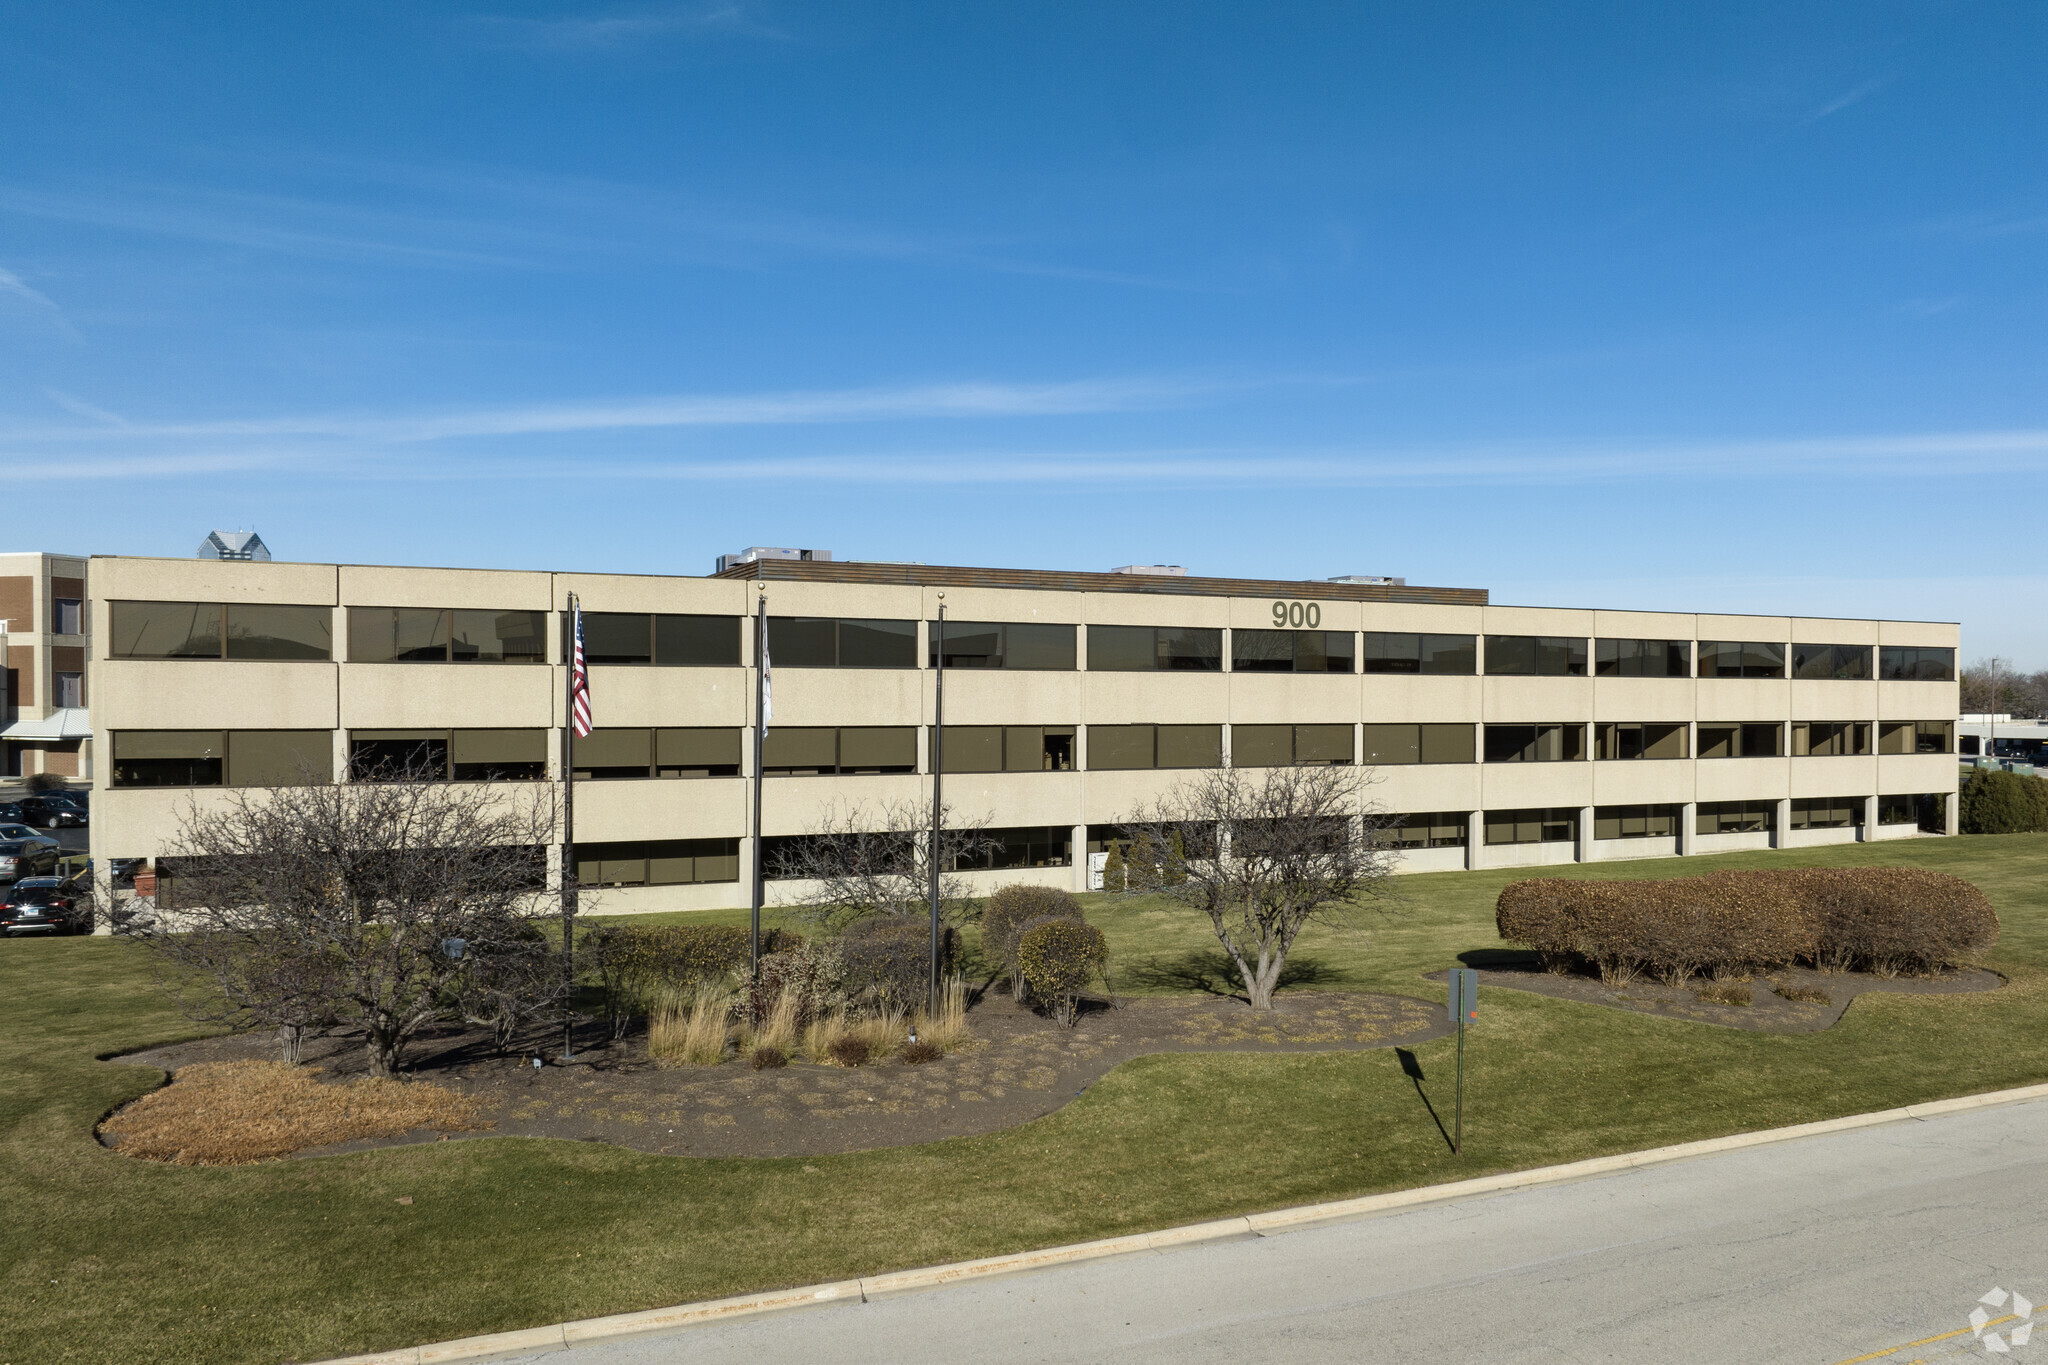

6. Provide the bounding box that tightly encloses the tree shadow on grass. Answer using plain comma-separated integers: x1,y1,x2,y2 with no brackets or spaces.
1395,1046,1454,1153
1121,948,1351,1004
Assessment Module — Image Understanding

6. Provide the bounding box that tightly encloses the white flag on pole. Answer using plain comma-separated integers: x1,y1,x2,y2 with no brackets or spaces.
759,620,772,738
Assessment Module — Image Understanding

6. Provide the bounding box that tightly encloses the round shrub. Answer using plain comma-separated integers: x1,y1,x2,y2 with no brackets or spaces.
981,885,1083,996
1016,919,1109,1027
900,1038,943,1065
1781,867,1999,975
1961,770,2048,834
836,915,958,1010
828,1035,871,1067
750,1045,787,1070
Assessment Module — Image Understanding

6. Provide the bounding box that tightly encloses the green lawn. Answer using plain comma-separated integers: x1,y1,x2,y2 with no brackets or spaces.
4,836,2044,1365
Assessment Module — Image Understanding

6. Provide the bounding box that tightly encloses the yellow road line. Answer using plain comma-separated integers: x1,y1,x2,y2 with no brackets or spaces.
1832,1314,2018,1364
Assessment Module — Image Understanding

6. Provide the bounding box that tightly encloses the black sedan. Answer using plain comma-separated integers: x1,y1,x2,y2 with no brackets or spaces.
1,877,91,935
0,840,60,884
14,796,85,830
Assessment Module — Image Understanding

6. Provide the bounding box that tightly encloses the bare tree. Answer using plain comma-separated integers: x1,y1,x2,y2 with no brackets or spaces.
1121,765,1399,1011
146,771,561,1077
1961,656,2017,719
767,796,998,930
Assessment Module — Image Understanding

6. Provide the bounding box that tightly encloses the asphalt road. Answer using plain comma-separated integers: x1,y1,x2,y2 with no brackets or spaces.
506,1095,2048,1365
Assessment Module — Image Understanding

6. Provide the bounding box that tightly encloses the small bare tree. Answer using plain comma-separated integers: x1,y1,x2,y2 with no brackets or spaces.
147,771,562,1077
1121,765,1399,1010
768,797,998,930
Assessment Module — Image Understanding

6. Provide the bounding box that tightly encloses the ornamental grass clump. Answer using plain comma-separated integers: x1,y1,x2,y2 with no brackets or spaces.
981,884,1083,997
590,924,802,1038
647,982,733,1067
913,974,973,1052
1017,918,1110,1027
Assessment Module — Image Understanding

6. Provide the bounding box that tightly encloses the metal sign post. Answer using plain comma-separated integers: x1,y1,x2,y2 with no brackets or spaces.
1448,968,1478,1155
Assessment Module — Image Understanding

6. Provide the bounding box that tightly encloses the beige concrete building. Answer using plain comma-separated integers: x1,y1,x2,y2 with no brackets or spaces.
1,551,92,779
86,553,1961,912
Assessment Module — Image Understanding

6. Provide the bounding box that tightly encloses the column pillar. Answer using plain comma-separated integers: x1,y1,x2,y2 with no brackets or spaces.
1863,794,1879,841
1774,798,1792,848
1072,822,1088,894
1576,805,1595,863
1465,810,1482,870
1944,790,1958,836
1678,802,1696,857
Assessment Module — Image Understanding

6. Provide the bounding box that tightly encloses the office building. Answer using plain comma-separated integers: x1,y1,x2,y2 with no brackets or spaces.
87,553,1961,912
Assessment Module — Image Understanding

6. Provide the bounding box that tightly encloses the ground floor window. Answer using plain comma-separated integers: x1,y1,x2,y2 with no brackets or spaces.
575,838,740,887
1877,792,1945,830
1390,812,1468,848
1593,804,1680,840
1790,796,1865,830
1696,800,1777,835
955,825,1073,870
1484,807,1578,845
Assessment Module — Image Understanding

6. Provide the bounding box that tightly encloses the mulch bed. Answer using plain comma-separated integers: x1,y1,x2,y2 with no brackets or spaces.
104,988,1452,1162
1429,952,2003,1034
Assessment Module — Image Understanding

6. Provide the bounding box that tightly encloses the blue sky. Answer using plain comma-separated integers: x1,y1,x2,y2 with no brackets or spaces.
3,2,2044,664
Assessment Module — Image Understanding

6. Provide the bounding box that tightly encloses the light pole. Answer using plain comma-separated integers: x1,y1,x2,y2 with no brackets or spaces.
928,593,946,1015
751,583,768,979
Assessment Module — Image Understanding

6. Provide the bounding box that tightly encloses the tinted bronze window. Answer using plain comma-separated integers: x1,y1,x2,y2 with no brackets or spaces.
1792,644,1872,681
1593,804,1680,840
1231,630,1355,673
1483,808,1579,845
1389,812,1469,849
1790,796,1864,829
350,731,448,780
1085,625,1222,671
109,602,224,659
1696,800,1777,835
450,610,547,663
224,604,332,660
657,727,742,776
656,614,741,666
1086,724,1156,770
1483,724,1586,762
1698,640,1786,679
349,608,449,662
581,613,652,665
1595,723,1688,760
1156,724,1222,768
225,730,333,786
1697,723,1783,758
954,826,1074,870
1878,646,1955,682
768,617,915,668
1791,722,1870,757
111,730,224,787
1361,633,1477,675
1879,720,1953,756
576,838,740,887
762,726,916,775
1484,636,1587,677
1594,639,1690,677
929,621,1076,670
573,728,654,779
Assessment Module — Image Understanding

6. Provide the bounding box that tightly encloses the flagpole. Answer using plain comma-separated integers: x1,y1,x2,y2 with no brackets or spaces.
928,594,945,1014
751,584,767,979
560,591,579,1062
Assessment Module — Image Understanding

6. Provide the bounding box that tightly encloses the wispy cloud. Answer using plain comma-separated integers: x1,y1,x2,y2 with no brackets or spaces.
42,388,126,425
1807,77,1890,123
463,4,787,51
0,264,81,342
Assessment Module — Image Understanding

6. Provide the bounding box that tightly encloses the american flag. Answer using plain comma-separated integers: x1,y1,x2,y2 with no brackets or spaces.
569,605,593,737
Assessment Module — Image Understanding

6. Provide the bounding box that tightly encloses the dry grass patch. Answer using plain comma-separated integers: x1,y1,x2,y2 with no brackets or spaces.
101,1060,490,1165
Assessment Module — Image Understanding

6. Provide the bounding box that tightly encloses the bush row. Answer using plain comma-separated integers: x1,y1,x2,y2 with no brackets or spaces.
1961,769,2048,834
1496,867,1998,983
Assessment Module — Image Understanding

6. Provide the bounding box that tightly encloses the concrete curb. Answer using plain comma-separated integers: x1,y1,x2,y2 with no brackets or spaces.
310,1079,2048,1365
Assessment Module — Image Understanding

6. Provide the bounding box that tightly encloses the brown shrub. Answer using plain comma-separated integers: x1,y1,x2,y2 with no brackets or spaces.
589,923,803,1036
101,1060,490,1165
1774,983,1831,1005
1777,867,1999,975
981,885,1084,995
900,1038,944,1064
828,1035,871,1067
1697,981,1752,1007
750,1045,787,1070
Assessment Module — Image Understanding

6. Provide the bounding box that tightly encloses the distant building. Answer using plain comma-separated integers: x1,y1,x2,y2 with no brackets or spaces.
199,531,270,562
0,552,91,779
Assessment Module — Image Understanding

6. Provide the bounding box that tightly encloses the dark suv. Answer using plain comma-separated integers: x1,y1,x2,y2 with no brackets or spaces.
1,876,91,935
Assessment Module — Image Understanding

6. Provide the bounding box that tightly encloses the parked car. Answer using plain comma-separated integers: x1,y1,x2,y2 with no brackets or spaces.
0,876,91,935
14,795,84,829
0,823,59,852
0,840,59,883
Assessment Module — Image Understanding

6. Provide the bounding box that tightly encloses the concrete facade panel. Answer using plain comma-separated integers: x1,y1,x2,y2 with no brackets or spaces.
1481,677,1595,723
573,778,746,842
582,667,747,727
340,565,552,612
96,556,338,605
771,668,922,727
1368,765,1483,814
1696,680,1793,721
1590,761,1695,805
1590,677,1694,721
1877,681,1960,719
1226,675,1370,725
924,670,1084,726
1789,680,1878,721
1788,756,1879,799
1481,761,1594,808
97,661,339,729
1361,676,1483,722
341,664,555,729
1693,758,1791,803
1078,674,1229,725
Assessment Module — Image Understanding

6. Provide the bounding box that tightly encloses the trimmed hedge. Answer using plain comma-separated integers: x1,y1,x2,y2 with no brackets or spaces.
1961,769,2048,834
836,914,959,1010
1017,918,1109,1027
981,884,1084,997
1497,867,1997,984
